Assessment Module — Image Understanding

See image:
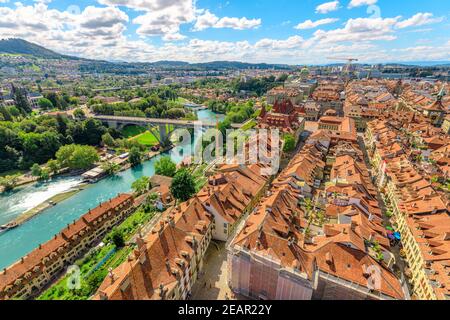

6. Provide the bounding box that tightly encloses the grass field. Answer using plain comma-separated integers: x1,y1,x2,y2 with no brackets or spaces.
133,131,159,146
121,125,146,138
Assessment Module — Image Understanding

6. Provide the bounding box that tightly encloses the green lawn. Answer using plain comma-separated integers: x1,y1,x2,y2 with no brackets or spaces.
121,125,146,138
134,131,159,146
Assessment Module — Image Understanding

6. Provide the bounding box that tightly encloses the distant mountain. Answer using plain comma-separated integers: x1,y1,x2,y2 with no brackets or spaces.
144,60,291,70
0,38,79,60
1,38,447,72
388,61,450,67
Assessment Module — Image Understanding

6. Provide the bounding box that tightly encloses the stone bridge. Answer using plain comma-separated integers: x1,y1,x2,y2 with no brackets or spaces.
93,115,217,142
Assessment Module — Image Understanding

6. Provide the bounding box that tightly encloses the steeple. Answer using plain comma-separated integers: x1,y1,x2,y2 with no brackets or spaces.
436,85,446,102
260,104,267,119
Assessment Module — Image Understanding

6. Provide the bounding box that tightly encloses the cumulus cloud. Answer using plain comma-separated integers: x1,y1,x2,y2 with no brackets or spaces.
98,0,261,40
0,1,447,64
396,12,444,29
348,0,377,9
316,1,340,14
294,18,339,30
193,10,261,31
313,17,401,43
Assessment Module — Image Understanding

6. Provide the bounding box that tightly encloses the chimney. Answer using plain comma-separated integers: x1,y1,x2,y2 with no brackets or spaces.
108,267,115,283
99,291,108,301
165,259,171,271
325,252,333,265
159,284,166,299
136,236,145,251
168,216,175,228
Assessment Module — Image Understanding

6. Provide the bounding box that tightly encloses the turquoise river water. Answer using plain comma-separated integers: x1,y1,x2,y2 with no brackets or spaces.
0,110,224,269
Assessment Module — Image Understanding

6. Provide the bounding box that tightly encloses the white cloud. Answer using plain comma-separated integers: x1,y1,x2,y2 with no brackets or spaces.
316,1,340,14
255,36,305,50
348,0,377,9
194,10,261,31
295,18,339,30
390,43,450,61
0,2,447,65
313,17,401,43
396,12,444,29
98,0,188,12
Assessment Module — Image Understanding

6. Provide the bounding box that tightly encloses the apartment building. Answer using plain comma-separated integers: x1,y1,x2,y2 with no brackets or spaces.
228,134,407,300
94,197,214,300
343,80,397,132
365,118,449,300
197,165,269,241
0,194,134,300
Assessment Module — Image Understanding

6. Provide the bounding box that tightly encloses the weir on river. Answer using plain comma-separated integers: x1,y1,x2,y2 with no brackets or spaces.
0,110,224,270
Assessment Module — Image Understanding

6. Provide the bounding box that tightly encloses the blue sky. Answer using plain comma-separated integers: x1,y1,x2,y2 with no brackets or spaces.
0,0,449,64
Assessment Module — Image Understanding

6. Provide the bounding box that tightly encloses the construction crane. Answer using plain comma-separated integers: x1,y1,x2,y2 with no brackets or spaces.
326,57,359,74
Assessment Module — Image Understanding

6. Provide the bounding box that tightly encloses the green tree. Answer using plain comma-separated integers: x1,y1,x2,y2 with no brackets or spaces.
111,230,125,248
131,176,150,195
101,161,120,175
11,84,31,114
73,108,85,119
37,98,54,110
55,144,99,170
39,168,50,180
0,174,20,192
101,132,116,148
129,147,143,167
283,134,296,152
155,156,177,177
46,159,60,175
31,163,42,177
170,169,196,202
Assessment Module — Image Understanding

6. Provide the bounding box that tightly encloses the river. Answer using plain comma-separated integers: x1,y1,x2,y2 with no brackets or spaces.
0,109,224,270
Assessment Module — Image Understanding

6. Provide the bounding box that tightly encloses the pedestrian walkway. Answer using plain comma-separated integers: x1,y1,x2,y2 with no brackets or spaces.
191,241,234,300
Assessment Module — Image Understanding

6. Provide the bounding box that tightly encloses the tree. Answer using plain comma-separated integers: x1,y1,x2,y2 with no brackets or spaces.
101,132,116,148
131,176,150,195
37,98,54,110
283,134,296,152
0,174,20,192
170,169,196,202
73,108,85,119
55,144,99,170
111,230,125,248
155,156,177,177
20,131,62,167
129,147,143,167
39,168,50,180
31,163,42,177
101,161,120,175
11,84,31,114
82,119,107,146
46,159,60,175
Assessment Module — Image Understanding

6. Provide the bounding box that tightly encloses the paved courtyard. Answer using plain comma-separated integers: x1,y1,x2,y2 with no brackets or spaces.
191,241,235,300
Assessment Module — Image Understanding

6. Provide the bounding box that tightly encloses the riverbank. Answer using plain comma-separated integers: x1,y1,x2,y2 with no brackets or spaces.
3,147,168,231
3,183,90,229
0,109,224,270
